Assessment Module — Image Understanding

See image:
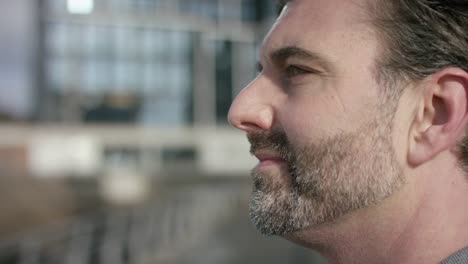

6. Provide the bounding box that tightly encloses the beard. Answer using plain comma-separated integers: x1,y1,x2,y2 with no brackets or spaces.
247,113,404,236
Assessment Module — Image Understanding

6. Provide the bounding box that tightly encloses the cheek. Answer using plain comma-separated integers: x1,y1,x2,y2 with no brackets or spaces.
278,100,336,144
276,73,381,143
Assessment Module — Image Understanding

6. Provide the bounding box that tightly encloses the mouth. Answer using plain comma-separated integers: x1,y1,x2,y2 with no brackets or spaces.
253,150,287,168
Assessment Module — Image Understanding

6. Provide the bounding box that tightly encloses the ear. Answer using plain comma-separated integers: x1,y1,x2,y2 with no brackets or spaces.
408,68,468,167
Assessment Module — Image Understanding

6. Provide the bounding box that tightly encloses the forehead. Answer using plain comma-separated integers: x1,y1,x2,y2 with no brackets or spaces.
262,0,376,63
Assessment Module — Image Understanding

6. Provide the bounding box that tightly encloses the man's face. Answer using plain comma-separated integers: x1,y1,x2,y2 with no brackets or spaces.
228,0,405,236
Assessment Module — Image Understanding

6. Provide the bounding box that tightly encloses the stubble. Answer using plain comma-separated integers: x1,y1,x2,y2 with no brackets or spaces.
248,112,404,236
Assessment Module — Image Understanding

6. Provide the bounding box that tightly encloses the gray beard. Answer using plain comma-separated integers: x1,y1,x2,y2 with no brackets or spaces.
248,117,404,236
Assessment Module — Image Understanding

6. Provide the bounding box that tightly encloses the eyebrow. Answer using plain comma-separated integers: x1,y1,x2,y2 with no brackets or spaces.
275,46,324,63
265,46,333,73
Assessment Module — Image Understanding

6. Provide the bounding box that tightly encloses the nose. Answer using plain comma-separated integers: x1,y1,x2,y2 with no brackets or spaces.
228,76,274,133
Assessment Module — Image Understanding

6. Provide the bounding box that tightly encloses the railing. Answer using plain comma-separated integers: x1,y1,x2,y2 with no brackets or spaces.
0,182,249,264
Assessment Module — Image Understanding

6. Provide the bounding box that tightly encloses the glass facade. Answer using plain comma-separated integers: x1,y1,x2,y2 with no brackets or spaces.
38,0,274,125
215,40,232,124
43,22,193,124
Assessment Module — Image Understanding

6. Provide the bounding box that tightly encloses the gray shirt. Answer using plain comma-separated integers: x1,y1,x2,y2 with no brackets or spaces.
441,247,468,264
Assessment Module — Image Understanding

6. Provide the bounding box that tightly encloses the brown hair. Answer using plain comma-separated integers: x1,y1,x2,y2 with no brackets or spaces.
369,0,467,82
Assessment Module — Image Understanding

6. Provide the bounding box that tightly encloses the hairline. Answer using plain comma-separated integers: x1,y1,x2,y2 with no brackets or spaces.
276,0,405,96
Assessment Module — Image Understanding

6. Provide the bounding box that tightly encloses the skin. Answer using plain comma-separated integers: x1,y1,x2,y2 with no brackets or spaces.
227,0,468,263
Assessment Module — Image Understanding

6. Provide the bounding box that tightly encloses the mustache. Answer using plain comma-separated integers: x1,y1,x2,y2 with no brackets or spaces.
247,130,291,160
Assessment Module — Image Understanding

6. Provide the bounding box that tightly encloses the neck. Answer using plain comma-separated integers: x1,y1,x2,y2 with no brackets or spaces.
287,153,468,264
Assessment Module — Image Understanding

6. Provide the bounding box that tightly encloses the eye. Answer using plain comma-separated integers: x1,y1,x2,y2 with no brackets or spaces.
256,62,264,73
284,65,309,77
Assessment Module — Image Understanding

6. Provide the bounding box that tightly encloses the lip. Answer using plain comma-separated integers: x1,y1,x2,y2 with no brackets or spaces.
254,150,286,167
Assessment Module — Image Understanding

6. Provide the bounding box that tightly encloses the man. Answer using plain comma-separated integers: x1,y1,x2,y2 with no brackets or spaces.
228,0,468,263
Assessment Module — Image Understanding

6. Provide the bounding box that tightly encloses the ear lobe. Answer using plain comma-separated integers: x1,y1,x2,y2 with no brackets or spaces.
408,68,468,167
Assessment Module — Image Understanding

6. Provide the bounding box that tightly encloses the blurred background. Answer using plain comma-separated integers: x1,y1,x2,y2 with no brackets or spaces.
0,0,326,263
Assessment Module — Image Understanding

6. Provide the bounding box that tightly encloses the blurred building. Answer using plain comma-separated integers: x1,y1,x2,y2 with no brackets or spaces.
0,0,278,225
0,0,36,120
35,0,275,125
0,0,278,179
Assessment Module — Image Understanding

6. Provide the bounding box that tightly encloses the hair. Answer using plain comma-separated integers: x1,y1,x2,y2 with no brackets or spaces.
367,0,468,173
276,0,468,173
